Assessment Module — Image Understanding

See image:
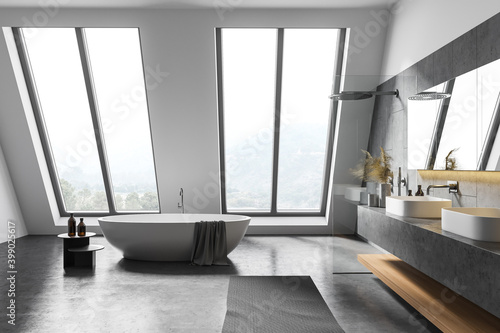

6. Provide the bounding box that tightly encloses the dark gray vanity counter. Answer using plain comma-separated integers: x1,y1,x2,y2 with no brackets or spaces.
357,205,500,319
364,206,500,254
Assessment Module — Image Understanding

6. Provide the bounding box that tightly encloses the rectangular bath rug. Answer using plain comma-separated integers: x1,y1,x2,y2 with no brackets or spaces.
222,276,344,333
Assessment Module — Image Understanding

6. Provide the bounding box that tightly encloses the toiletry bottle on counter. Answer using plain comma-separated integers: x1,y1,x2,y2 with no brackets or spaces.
78,218,86,237
408,190,413,196
415,185,424,196
68,213,76,236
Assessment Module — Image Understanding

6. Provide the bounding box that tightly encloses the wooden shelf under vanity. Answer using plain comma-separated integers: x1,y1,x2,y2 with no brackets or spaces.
358,254,500,333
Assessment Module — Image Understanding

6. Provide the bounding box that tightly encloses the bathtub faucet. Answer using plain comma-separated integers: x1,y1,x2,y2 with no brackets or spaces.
178,188,184,214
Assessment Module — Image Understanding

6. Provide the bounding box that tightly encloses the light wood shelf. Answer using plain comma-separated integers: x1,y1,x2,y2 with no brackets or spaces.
358,254,500,333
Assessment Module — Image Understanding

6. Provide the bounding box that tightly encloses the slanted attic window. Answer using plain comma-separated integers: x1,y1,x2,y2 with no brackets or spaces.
216,28,345,216
14,27,159,216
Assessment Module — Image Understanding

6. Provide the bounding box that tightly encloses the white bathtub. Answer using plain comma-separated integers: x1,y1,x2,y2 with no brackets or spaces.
98,214,250,261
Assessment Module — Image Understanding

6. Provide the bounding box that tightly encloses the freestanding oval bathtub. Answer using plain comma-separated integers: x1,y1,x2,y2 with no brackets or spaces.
98,214,251,261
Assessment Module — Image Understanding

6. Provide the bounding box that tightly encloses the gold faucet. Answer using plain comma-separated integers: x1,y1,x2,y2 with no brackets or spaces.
426,181,458,195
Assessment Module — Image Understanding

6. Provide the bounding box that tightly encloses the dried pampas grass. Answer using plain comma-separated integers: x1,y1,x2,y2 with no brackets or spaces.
350,147,393,184
368,147,393,184
350,150,375,182
445,148,459,170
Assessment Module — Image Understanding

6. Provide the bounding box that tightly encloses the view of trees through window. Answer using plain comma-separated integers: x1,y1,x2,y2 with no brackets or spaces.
18,27,159,214
219,28,340,213
60,179,158,211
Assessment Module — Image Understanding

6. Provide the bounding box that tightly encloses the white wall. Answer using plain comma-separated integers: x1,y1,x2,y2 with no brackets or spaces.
380,0,500,76
0,7,389,234
0,143,28,243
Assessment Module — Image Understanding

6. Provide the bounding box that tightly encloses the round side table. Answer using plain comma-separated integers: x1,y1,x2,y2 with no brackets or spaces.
57,232,104,268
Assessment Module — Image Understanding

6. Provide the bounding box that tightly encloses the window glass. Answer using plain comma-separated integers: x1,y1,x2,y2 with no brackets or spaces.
85,28,159,211
22,28,108,212
20,27,159,214
221,29,277,212
478,59,500,163
277,29,338,211
219,28,340,214
407,83,445,169
435,71,477,170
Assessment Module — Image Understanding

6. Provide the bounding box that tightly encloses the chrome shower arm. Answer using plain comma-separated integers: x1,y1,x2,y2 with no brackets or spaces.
329,89,398,100
372,90,399,97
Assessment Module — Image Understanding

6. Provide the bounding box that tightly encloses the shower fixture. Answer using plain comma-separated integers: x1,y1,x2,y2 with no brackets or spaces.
329,89,399,101
408,92,452,101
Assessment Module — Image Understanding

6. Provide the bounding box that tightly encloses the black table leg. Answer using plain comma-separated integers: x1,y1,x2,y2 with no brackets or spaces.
63,238,89,268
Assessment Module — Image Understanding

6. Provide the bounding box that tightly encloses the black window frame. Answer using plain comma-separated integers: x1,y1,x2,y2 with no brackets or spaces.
13,27,160,217
216,27,346,217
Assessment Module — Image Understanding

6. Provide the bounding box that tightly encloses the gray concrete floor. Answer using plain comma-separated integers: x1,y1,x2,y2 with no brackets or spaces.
0,235,440,332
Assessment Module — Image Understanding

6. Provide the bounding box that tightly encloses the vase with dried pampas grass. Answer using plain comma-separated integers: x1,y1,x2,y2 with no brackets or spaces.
445,148,458,170
351,147,394,207
371,147,393,207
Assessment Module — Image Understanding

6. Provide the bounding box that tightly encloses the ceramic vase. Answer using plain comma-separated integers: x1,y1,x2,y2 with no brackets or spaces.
379,183,391,208
359,191,368,205
366,182,378,195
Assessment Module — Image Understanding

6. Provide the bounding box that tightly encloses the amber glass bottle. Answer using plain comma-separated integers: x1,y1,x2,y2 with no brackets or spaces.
68,213,76,236
78,218,86,237
415,185,424,196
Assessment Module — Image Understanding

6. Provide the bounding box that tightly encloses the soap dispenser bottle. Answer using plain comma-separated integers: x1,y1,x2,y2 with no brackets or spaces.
415,185,424,196
77,218,86,237
67,213,76,236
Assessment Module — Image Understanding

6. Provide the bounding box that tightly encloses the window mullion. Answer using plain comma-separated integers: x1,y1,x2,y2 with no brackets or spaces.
271,28,284,214
321,28,346,214
13,28,68,216
216,28,228,214
75,28,117,215
478,91,500,170
426,78,455,170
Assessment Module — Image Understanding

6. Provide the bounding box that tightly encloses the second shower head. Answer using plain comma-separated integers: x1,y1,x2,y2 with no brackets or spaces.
408,92,452,101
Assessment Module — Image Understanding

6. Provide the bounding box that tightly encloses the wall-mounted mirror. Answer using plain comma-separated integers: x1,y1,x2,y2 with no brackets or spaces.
408,58,500,171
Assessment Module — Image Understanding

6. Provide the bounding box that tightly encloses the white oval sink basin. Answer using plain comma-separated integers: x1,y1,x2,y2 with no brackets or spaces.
442,207,500,242
386,196,452,218
344,186,366,201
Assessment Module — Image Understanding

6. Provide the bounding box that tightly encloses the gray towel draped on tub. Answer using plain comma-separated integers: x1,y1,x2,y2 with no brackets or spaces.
191,221,229,266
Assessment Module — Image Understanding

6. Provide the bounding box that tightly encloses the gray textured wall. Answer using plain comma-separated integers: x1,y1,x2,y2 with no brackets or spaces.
367,12,500,208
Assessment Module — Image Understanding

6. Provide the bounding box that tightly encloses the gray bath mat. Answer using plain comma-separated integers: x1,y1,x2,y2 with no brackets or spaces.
222,276,344,333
